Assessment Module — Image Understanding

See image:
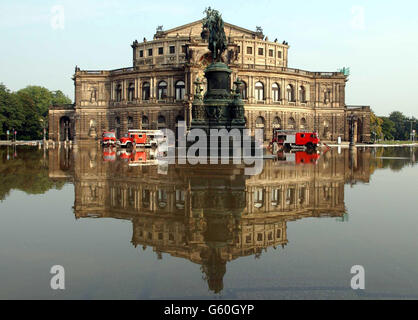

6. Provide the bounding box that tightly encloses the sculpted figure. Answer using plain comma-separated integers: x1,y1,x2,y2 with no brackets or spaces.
201,7,227,62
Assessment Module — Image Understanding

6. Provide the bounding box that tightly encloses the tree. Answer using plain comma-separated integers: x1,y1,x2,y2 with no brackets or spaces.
1,84,72,140
381,117,395,140
389,111,408,140
370,111,383,141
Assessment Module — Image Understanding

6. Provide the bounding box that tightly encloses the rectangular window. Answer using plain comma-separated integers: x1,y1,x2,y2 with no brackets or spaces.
169,46,175,54
246,47,253,55
181,45,187,54
269,49,274,57
258,48,264,56
148,48,153,56
139,50,143,58
237,46,241,53
278,51,282,59
158,47,163,55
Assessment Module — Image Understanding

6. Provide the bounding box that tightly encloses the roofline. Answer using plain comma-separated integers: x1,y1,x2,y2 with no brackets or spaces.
159,19,258,37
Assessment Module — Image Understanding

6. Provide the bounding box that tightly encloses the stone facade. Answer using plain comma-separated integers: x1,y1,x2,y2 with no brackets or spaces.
49,20,371,143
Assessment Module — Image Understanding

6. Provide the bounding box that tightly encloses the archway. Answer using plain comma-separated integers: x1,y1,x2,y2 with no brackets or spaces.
59,116,72,141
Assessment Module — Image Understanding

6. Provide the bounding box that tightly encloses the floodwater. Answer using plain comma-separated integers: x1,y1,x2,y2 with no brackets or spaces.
0,145,417,300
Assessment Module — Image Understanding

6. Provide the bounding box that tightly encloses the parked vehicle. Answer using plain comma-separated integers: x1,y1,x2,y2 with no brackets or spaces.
102,146,117,162
101,131,117,146
270,129,320,150
119,130,165,148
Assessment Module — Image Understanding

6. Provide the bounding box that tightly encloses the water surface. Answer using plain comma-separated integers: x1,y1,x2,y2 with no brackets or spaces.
0,145,417,299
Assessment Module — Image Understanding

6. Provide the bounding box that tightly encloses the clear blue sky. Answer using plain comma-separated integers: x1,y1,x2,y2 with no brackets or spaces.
1,0,417,117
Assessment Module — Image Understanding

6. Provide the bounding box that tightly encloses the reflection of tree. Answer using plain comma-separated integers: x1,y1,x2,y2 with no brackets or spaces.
0,147,65,201
369,147,417,173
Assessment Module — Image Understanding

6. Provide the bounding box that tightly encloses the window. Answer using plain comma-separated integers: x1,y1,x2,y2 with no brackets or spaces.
237,46,241,53
127,116,134,129
278,51,282,59
299,86,306,102
142,82,150,100
128,83,135,102
139,50,144,58
300,118,307,130
247,47,253,55
254,189,264,208
269,49,274,57
240,81,247,99
271,188,281,206
258,48,264,56
148,48,153,56
175,81,185,100
169,46,175,54
157,81,167,100
255,82,264,101
181,45,187,54
142,116,149,129
287,84,295,102
272,83,280,102
273,117,281,129
158,47,163,55
115,84,122,102
288,117,296,129
158,115,166,129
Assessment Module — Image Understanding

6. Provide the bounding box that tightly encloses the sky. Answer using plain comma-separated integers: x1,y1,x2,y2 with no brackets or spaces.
0,0,417,117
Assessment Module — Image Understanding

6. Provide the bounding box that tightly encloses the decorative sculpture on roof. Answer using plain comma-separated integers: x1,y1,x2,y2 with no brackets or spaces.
201,7,227,62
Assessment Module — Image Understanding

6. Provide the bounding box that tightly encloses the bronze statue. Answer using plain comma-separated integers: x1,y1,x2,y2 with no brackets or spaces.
201,7,227,62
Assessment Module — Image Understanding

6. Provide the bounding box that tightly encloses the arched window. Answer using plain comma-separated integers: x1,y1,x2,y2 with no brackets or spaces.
116,84,122,102
240,81,247,99
300,117,307,130
142,82,150,101
256,116,266,140
256,116,265,128
127,116,134,130
142,115,149,129
287,84,295,102
299,86,306,103
255,82,264,101
158,115,166,128
128,83,135,102
272,83,280,102
254,189,264,209
273,117,281,129
288,117,296,129
158,81,167,100
175,81,185,100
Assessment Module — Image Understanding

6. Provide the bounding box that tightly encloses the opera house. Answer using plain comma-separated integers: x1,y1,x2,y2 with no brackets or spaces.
49,18,371,144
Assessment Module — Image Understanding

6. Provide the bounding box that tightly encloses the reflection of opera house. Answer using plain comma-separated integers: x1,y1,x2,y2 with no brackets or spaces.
49,148,371,293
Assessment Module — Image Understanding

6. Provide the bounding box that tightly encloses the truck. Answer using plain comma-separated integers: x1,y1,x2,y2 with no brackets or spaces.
101,131,117,146
119,130,165,149
270,129,320,150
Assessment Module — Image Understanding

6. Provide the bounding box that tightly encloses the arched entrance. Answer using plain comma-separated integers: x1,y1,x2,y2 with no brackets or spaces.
59,116,73,141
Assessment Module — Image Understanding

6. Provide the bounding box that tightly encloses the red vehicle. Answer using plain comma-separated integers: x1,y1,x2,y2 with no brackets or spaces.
102,131,117,146
275,151,321,164
102,147,116,162
119,130,164,148
271,129,320,149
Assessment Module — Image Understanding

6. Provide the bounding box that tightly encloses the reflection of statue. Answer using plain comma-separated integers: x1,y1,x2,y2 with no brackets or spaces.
201,7,227,62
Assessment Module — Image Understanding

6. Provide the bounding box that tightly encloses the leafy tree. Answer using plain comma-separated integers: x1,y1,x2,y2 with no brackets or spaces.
1,84,72,140
370,111,383,141
389,111,408,140
381,117,395,140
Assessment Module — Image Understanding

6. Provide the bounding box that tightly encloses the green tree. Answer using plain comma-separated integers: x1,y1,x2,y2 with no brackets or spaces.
389,111,408,140
370,111,383,141
381,117,395,140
